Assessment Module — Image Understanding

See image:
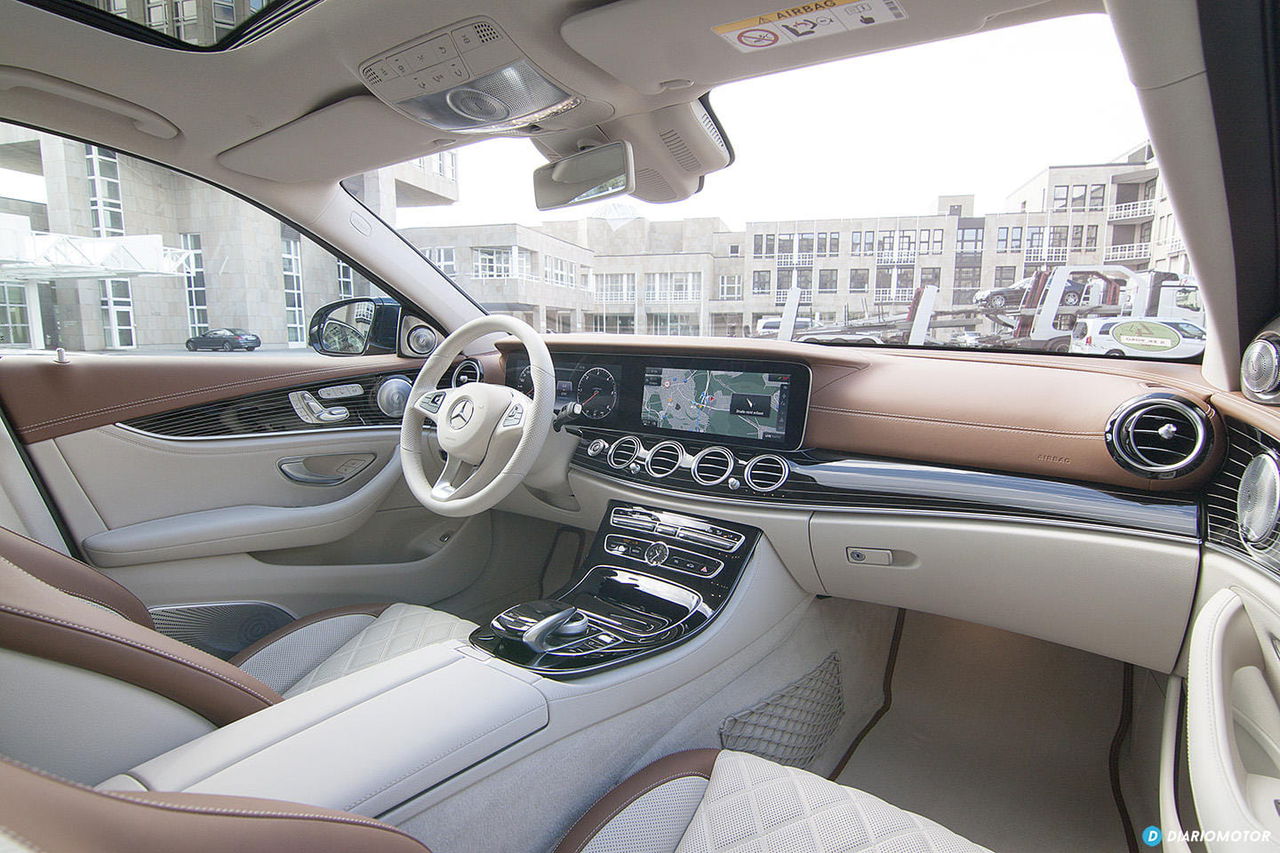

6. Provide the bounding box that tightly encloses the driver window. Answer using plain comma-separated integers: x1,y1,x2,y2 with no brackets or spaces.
0,120,395,354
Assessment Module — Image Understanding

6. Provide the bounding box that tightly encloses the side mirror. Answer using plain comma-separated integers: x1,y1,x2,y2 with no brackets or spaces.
533,141,635,211
308,297,400,356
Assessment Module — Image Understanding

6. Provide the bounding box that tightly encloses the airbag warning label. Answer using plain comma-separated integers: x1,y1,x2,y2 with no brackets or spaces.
713,0,907,53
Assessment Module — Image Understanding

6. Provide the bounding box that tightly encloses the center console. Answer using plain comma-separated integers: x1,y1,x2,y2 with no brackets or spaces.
470,501,760,678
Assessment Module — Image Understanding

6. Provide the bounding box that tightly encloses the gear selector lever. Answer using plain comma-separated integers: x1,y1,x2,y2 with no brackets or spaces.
491,600,590,653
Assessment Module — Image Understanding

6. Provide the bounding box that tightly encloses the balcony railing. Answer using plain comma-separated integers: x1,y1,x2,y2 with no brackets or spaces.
874,289,915,303
1167,236,1185,254
876,249,917,266
1105,242,1153,261
1024,246,1068,263
775,252,815,268
1107,199,1156,221
774,289,814,306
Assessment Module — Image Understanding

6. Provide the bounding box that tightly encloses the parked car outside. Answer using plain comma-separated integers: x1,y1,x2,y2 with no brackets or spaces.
1070,317,1206,359
975,278,1086,310
185,328,261,351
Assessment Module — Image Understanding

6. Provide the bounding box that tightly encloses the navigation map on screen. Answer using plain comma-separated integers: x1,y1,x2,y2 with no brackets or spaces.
641,367,790,442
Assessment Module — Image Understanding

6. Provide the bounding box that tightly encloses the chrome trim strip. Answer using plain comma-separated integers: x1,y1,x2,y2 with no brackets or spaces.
571,466,1200,544
113,423,406,442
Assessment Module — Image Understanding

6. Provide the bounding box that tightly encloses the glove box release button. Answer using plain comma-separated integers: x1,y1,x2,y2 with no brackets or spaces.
846,547,894,566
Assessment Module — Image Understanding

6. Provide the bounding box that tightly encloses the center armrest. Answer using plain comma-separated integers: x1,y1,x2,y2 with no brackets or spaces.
99,643,548,817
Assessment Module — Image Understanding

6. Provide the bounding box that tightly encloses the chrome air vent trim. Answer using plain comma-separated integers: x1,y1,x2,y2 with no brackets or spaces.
744,454,789,492
645,441,684,478
1105,394,1210,479
690,446,735,486
451,358,483,386
608,435,643,469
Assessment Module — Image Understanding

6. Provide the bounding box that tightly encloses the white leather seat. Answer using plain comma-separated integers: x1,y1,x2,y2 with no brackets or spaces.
554,749,993,853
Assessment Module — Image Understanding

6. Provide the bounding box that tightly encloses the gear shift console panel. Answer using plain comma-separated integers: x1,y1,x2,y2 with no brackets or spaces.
471,502,759,678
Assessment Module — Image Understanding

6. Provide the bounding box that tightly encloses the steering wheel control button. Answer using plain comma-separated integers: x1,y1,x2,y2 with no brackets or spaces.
846,547,893,566
418,390,447,414
502,402,524,427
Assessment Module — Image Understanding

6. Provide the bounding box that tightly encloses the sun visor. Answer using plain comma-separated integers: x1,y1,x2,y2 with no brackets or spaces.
217,96,462,183
561,0,1095,95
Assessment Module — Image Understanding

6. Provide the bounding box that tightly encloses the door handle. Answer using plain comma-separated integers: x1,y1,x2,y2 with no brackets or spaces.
288,390,350,425
278,453,375,486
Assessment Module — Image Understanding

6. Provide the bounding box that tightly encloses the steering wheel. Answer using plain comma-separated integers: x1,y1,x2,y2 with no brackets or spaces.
400,315,555,517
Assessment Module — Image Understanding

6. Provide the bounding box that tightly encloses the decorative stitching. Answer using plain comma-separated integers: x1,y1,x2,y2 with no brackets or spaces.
0,825,46,853
0,603,277,707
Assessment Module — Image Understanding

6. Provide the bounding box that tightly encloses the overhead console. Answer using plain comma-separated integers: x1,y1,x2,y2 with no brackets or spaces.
358,17,609,133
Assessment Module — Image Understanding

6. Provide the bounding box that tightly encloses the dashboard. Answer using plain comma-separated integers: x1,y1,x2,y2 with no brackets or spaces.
503,352,810,451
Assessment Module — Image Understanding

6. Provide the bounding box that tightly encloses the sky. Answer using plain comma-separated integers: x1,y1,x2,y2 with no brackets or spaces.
397,13,1149,233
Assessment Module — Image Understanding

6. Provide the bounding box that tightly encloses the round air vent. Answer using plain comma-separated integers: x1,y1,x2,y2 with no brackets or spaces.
744,454,790,492
691,446,735,486
645,441,684,478
1243,336,1280,398
1104,395,1211,479
1239,454,1280,545
451,358,483,387
608,436,642,469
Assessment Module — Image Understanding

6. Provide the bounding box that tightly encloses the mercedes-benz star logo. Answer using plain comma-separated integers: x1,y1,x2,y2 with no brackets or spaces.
448,398,474,429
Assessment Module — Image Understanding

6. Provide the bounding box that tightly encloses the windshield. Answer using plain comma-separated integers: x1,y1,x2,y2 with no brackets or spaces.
366,14,1200,361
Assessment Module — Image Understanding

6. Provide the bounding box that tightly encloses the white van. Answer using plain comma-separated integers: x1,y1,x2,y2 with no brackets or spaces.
754,316,814,337
1070,316,1206,359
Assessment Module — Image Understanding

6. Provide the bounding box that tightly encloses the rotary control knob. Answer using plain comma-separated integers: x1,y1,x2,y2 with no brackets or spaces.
587,439,608,457
643,541,669,567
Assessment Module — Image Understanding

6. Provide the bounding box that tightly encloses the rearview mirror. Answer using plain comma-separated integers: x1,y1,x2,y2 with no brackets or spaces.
308,297,400,356
533,141,634,211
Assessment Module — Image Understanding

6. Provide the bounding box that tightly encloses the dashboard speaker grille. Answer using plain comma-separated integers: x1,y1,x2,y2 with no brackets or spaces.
1105,395,1209,478
744,454,789,492
691,446,735,485
645,441,683,478
1239,453,1280,544
1243,338,1280,396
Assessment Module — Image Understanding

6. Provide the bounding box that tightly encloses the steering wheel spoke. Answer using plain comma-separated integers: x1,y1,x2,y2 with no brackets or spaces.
431,453,475,502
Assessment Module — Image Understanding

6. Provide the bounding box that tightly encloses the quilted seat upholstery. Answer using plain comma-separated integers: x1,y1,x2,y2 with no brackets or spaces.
555,750,992,853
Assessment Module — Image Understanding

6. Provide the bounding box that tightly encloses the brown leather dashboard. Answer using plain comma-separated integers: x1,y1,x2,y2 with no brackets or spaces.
1,338,1224,492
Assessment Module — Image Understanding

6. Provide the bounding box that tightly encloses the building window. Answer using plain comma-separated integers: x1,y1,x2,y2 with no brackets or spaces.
718,275,742,300
798,233,814,254
877,231,895,252
599,273,636,302
994,266,1017,287
1086,225,1099,249
647,314,700,336
816,232,840,256
996,227,1008,252
1052,185,1069,211
796,269,812,290
1027,226,1044,248
85,146,124,237
1070,184,1087,210
953,267,981,304
752,270,771,294
817,269,837,292
848,269,869,292
1049,225,1068,248
849,231,862,255
920,267,940,288
1089,184,1106,210
948,204,963,216
212,0,236,24
956,228,983,253
1009,226,1023,250
0,285,32,346
544,256,576,287
282,229,305,345
474,247,511,278
644,272,701,302
99,279,136,348
181,233,208,337
423,246,455,275
729,243,741,257
336,261,355,298
1070,225,1085,249
592,314,635,334
777,233,794,255
777,269,793,291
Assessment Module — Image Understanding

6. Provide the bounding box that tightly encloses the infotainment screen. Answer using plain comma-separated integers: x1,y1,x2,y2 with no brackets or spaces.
641,367,791,444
